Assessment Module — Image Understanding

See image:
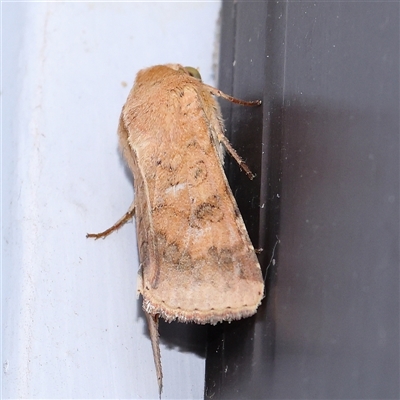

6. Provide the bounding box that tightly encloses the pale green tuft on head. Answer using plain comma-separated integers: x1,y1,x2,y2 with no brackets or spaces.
184,66,202,81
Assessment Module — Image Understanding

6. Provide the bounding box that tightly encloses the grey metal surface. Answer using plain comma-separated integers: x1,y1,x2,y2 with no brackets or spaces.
205,2,399,399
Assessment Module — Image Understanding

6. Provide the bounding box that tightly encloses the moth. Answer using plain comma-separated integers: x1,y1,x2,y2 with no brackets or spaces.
87,64,264,396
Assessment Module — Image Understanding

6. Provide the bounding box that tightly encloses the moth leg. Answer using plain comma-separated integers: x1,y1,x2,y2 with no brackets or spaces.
86,200,135,239
218,133,256,180
145,312,163,398
205,83,261,179
204,83,262,106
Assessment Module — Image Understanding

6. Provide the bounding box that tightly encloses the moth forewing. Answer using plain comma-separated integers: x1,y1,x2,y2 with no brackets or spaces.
120,65,263,325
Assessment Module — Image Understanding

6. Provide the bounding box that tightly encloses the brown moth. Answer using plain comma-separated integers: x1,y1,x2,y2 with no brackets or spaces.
87,64,264,396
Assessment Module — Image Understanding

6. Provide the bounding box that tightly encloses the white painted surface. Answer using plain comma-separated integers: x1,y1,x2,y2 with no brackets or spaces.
2,2,221,398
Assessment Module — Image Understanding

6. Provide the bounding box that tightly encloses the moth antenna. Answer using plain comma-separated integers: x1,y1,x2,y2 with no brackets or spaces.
218,133,256,180
86,201,135,239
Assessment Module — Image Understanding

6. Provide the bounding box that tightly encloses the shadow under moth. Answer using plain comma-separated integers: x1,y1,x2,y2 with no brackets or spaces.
87,64,264,396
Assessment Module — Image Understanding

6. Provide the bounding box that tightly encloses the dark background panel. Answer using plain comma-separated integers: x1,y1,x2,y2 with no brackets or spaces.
205,1,399,399
218,0,268,243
